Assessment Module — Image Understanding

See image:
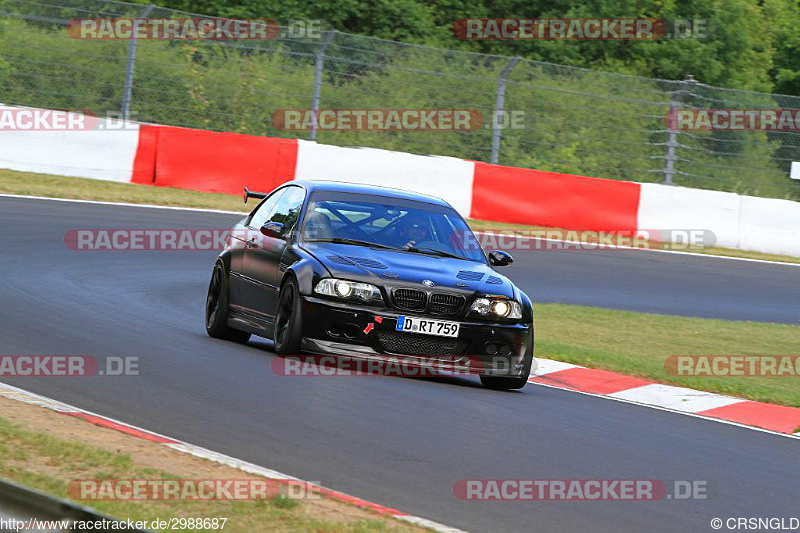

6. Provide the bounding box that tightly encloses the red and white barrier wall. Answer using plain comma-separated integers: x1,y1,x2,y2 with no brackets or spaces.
637,183,800,256
1,105,799,257
0,104,141,182
294,140,476,216
130,125,298,193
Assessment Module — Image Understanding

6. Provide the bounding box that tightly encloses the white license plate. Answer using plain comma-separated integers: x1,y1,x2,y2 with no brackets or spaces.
395,316,460,338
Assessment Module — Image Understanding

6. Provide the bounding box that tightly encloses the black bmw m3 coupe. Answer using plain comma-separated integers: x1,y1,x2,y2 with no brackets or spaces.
205,180,534,390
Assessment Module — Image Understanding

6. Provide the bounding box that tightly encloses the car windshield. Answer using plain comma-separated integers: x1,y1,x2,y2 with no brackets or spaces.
300,191,485,262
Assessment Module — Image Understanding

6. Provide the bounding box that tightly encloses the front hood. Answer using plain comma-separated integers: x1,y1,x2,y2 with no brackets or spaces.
302,242,516,298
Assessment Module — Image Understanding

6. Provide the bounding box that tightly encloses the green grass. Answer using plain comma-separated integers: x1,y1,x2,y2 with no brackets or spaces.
0,169,249,212
536,303,800,408
0,415,423,532
1,168,798,264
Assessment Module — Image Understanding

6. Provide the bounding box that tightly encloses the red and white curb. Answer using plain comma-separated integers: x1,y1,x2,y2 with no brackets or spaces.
0,381,466,533
530,359,800,437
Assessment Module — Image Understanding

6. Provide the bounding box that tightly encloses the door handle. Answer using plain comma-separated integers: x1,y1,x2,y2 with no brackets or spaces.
246,238,257,249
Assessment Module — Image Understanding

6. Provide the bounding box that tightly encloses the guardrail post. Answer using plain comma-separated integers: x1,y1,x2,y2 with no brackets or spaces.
121,4,155,121
662,74,696,185
490,56,521,165
309,30,336,141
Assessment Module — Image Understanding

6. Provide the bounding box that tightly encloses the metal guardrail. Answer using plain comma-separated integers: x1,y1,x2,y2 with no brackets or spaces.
0,478,148,532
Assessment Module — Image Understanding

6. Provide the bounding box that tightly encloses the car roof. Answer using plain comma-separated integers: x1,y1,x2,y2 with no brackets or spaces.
289,180,452,208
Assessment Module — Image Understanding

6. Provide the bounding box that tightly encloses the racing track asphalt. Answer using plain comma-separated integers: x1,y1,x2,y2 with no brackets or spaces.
1,196,798,532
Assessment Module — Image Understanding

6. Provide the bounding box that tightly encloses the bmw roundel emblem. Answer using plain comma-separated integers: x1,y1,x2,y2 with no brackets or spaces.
422,280,435,287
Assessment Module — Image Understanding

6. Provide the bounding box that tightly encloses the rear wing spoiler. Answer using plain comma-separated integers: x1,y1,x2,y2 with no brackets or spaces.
243,187,267,204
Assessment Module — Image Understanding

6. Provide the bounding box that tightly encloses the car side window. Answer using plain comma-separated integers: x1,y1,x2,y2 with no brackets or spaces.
248,189,286,229
266,186,305,237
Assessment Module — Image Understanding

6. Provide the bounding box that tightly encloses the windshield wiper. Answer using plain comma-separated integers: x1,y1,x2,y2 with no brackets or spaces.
404,246,466,260
306,238,399,250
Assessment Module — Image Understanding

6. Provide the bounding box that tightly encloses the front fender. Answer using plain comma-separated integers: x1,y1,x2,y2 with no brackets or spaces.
281,255,329,296
216,248,233,273
518,289,534,323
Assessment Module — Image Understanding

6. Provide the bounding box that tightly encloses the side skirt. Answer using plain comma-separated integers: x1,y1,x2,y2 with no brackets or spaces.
228,305,275,339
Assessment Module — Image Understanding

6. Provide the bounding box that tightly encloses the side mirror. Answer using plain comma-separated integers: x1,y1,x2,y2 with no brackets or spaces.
488,250,513,267
260,221,286,239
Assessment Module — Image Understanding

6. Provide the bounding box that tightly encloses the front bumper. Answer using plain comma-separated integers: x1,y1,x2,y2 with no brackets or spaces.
299,295,533,377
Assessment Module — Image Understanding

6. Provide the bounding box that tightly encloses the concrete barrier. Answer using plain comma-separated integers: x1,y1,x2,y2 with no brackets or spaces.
295,140,475,216
637,183,742,249
0,104,141,182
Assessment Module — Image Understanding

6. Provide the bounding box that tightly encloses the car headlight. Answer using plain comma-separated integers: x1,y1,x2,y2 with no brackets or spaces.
314,278,383,302
470,298,522,319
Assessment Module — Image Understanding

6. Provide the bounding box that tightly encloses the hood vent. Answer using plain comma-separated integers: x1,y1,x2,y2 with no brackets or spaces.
348,256,388,270
326,255,387,270
456,270,484,281
327,255,355,265
486,276,503,285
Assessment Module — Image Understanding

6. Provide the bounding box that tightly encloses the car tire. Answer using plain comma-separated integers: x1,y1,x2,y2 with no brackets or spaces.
205,262,251,344
274,277,303,355
479,334,534,391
